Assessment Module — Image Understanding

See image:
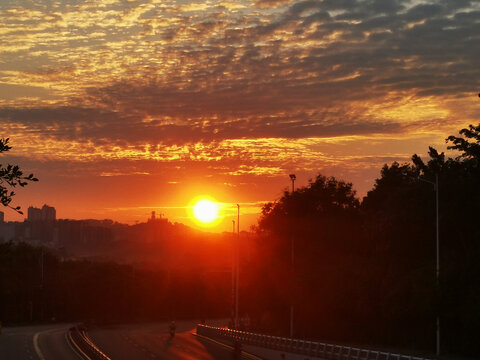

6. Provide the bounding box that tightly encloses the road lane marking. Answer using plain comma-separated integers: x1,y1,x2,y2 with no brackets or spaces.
33,332,47,360
70,330,94,360
65,329,89,360
193,333,265,360
34,325,76,360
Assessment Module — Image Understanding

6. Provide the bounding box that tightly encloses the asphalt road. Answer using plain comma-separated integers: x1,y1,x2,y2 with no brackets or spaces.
88,320,237,360
0,323,79,360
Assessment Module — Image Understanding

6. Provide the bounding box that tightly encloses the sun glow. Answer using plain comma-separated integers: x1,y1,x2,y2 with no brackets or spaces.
192,198,219,225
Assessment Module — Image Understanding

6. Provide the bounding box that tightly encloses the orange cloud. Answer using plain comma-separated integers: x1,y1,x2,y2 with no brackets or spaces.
1,0,478,227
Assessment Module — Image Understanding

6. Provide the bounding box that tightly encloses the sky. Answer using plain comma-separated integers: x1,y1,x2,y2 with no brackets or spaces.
1,0,479,231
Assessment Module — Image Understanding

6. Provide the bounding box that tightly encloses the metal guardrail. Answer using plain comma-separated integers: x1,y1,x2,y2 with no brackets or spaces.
197,324,435,360
67,325,111,360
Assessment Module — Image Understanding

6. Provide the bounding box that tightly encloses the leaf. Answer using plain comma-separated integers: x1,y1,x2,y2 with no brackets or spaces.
0,138,38,213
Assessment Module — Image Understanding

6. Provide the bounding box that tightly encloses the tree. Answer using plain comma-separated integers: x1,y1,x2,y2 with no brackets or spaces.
247,174,367,341
446,124,480,159
362,128,480,355
0,138,38,214
362,160,438,350
258,174,360,237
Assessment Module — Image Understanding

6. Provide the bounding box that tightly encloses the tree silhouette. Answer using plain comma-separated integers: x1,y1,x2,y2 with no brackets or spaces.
0,138,38,214
362,128,480,355
248,174,366,340
248,127,480,355
446,124,480,159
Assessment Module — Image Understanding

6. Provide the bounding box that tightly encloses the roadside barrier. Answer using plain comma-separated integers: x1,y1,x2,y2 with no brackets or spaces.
196,324,435,360
67,325,111,360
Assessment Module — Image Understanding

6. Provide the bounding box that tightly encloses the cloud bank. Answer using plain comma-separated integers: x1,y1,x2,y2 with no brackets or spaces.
1,0,478,223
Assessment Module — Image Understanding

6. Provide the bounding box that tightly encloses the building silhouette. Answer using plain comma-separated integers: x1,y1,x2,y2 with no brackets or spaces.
28,204,56,222
41,204,56,221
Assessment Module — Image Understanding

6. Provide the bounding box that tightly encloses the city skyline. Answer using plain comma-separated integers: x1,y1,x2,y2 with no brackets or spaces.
1,0,479,230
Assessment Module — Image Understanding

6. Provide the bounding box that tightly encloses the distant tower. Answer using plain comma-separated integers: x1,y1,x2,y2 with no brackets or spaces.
151,211,156,221
0,211,4,223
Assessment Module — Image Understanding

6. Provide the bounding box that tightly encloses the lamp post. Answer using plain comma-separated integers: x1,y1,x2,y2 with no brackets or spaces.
235,204,240,330
413,173,440,355
289,174,296,193
39,248,45,321
289,174,296,338
231,219,236,328
434,174,440,357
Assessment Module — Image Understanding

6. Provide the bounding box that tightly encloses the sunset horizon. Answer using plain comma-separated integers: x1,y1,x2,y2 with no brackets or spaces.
2,0,480,357
2,1,479,231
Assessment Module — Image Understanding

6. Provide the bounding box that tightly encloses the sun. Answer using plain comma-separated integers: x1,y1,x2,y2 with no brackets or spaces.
192,199,219,224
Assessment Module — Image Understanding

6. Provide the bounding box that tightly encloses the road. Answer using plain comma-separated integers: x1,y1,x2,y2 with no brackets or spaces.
0,323,79,360
88,320,238,360
0,320,242,360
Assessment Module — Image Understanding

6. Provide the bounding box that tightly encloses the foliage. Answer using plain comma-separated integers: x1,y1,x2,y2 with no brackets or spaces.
446,124,480,159
258,174,359,238
244,125,480,357
0,241,230,324
248,175,367,340
361,137,480,354
0,138,38,214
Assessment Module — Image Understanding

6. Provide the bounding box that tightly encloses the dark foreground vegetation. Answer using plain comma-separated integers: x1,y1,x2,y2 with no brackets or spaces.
1,125,479,358
0,240,231,324
243,125,480,357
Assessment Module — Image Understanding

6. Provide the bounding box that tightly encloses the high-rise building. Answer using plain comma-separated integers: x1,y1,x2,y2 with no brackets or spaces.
28,206,42,221
27,204,56,222
41,204,56,221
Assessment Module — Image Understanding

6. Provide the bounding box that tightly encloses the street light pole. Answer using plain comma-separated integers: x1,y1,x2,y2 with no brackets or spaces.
289,174,296,338
232,219,236,328
289,174,296,193
40,248,45,321
415,173,440,356
435,173,440,357
235,204,240,330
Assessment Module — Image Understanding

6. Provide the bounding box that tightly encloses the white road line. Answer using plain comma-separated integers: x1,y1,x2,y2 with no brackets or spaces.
33,324,87,360
65,329,88,360
35,326,75,360
33,332,47,360
193,333,264,360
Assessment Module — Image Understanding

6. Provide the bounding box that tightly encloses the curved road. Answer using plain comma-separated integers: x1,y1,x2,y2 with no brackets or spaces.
88,320,236,360
0,323,79,360
0,320,238,360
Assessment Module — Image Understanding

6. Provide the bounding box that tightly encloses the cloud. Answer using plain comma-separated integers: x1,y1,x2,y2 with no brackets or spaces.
1,0,479,184
2,0,478,111
254,0,296,9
